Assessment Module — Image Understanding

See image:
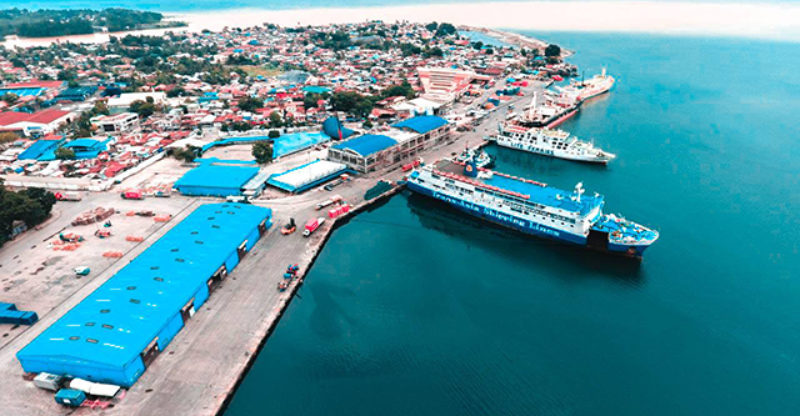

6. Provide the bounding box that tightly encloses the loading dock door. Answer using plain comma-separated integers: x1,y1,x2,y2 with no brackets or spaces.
237,241,248,260
141,337,160,367
258,220,267,236
181,298,195,321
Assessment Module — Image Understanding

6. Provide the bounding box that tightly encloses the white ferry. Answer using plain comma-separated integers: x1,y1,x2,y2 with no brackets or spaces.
406,159,658,257
495,119,616,164
558,69,616,102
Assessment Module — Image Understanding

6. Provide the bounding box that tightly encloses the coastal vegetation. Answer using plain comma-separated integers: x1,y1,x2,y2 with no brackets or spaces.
0,8,185,38
0,181,56,246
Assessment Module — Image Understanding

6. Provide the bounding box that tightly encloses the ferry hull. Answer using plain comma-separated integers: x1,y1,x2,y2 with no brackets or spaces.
495,140,614,164
407,181,652,257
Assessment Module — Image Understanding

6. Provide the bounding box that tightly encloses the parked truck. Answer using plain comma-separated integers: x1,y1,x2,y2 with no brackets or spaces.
121,190,144,200
303,217,326,237
54,191,82,202
316,195,343,210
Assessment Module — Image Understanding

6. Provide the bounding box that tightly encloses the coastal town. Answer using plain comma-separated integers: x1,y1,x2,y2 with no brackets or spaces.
0,18,623,415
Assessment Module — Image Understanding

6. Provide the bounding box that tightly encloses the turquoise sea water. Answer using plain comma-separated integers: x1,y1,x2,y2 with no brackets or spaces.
223,32,800,415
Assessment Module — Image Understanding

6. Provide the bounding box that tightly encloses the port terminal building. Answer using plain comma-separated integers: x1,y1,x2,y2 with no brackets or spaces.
16,203,272,387
326,115,452,173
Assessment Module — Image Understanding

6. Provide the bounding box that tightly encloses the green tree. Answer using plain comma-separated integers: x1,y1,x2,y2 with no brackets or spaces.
129,100,156,118
252,141,273,164
330,91,376,118
1,93,18,105
268,111,282,127
238,96,264,112
545,44,561,57
23,187,56,214
268,129,280,139
55,147,76,160
169,145,197,162
435,23,456,37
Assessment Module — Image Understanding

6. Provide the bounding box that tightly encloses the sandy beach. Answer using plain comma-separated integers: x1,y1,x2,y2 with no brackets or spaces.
4,1,800,48
175,1,800,41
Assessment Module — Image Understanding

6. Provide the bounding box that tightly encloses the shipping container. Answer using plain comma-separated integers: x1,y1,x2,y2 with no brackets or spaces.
54,389,86,407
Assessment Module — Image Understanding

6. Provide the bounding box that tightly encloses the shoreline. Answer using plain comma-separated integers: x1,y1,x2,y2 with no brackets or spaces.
3,1,800,48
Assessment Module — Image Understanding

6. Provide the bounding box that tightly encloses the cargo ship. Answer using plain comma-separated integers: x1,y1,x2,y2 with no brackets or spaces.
494,120,616,164
574,69,615,101
406,159,658,257
518,91,581,129
558,69,615,103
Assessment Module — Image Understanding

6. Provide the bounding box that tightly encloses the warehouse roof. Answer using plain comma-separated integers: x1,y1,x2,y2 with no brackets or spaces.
17,139,64,160
175,164,260,190
331,134,397,157
392,115,448,134
17,203,271,371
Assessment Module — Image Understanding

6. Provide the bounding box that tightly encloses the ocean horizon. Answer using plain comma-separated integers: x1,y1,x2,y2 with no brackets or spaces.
3,1,799,44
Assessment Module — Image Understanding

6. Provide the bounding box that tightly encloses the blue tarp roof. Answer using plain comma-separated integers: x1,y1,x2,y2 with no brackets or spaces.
332,134,397,157
392,116,448,134
302,86,331,94
202,132,329,158
17,203,272,385
175,164,260,190
60,138,110,160
0,87,46,97
17,139,63,160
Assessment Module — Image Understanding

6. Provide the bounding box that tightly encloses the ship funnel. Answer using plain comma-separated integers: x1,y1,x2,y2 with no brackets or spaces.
464,159,479,178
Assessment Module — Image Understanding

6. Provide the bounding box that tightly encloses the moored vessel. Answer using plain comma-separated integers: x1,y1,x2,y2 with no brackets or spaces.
405,159,658,257
494,119,616,164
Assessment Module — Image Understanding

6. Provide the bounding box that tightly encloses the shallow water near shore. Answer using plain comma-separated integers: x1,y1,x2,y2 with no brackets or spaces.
223,32,800,415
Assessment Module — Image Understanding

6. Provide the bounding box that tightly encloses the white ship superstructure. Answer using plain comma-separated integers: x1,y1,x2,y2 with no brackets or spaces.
495,120,616,164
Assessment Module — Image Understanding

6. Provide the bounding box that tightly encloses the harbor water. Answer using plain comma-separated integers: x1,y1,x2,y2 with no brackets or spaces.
224,32,800,416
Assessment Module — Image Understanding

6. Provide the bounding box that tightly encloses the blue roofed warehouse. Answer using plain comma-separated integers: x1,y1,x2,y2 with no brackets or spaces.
174,163,261,197
326,115,451,172
16,203,272,387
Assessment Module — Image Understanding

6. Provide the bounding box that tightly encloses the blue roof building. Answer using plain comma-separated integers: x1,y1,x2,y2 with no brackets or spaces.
331,134,397,157
17,203,272,387
60,138,111,159
327,116,450,173
17,138,64,161
174,164,261,197
392,115,448,134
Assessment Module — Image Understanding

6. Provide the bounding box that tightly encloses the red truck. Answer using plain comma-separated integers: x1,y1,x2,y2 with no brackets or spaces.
121,190,144,200
303,217,326,237
54,191,82,202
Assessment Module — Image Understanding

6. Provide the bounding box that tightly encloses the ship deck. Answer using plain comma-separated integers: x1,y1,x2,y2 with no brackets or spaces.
432,160,603,215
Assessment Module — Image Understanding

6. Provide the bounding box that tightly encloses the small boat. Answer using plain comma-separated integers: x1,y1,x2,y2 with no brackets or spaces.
552,75,563,82
456,147,495,169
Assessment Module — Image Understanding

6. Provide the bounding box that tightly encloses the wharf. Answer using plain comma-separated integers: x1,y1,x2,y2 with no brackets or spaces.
0,78,541,416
